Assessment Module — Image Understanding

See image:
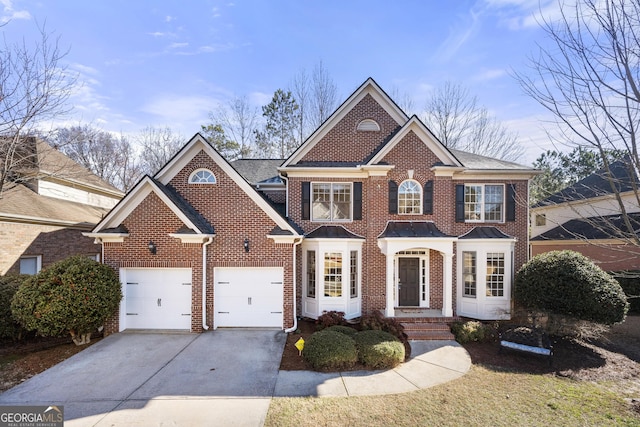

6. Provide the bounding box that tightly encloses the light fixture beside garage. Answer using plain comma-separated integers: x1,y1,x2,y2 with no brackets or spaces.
148,240,157,255
243,238,250,252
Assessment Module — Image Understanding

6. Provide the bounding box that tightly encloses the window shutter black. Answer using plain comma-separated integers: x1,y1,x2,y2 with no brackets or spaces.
388,180,398,214
455,184,465,223
506,183,516,222
302,182,310,220
353,182,362,220
423,180,433,214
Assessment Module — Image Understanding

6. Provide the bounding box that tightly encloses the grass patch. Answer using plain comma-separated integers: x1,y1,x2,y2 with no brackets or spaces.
266,365,640,426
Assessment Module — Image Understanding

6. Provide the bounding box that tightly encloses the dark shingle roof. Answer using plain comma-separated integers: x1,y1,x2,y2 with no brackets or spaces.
459,226,514,239
534,158,638,207
531,213,640,241
151,178,214,234
231,159,284,185
306,225,364,239
378,221,451,238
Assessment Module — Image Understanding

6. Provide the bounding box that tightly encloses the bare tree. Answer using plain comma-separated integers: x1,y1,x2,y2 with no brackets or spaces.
514,0,640,248
53,124,142,191
136,126,184,176
0,23,76,196
390,86,416,116
422,81,524,161
204,96,258,159
288,61,339,143
309,61,339,131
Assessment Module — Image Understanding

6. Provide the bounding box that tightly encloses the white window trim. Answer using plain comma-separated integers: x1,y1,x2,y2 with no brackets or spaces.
188,168,216,184
465,184,505,223
19,255,42,275
311,182,353,222
398,179,422,215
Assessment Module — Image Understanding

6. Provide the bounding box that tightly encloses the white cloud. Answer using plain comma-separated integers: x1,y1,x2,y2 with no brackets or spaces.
140,94,223,134
0,0,31,24
168,42,189,49
248,91,272,107
165,15,175,23
433,9,481,63
473,68,507,81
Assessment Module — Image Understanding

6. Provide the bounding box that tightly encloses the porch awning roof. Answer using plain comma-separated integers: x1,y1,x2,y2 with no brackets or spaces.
459,226,514,239
306,225,365,239
378,221,453,238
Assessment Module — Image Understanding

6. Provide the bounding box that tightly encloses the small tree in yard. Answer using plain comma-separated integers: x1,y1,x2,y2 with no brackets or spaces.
514,250,628,335
0,275,28,340
11,256,122,345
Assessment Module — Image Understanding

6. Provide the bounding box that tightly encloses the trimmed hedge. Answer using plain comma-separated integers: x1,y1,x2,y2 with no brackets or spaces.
0,275,28,340
324,325,358,337
302,329,358,370
451,320,487,344
354,330,404,369
514,250,628,325
11,256,122,345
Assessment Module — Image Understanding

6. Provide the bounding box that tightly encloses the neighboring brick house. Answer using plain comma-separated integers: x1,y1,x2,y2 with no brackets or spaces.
0,138,123,275
88,78,537,334
530,158,640,271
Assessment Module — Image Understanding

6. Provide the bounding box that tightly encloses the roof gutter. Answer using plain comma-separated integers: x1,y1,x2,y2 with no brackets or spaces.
202,236,214,331
284,236,304,333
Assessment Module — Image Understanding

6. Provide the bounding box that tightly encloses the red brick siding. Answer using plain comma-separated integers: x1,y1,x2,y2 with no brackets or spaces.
532,242,640,272
300,94,401,163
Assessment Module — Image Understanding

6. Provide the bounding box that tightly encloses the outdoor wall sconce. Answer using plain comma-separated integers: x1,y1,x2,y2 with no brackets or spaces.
148,240,157,255
243,238,250,253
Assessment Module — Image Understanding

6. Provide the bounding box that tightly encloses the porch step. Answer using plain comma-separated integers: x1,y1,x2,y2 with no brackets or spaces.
401,321,456,341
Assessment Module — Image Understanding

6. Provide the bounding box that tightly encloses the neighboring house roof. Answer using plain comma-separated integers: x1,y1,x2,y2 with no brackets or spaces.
231,159,285,185
531,212,640,241
459,226,515,239
533,158,638,208
0,182,109,227
378,221,452,238
449,149,532,171
306,225,364,239
36,139,122,195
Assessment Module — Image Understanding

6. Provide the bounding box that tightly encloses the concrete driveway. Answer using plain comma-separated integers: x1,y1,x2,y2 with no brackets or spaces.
0,329,286,426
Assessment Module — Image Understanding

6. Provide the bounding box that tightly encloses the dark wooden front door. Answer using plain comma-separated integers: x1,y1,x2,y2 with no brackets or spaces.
398,258,420,306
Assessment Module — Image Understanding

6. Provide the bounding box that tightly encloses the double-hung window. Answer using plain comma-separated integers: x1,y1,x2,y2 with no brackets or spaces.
465,184,504,222
462,251,477,297
486,253,505,297
312,183,352,221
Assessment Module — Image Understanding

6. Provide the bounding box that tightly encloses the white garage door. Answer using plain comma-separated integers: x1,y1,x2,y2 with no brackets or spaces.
214,267,283,328
123,268,192,330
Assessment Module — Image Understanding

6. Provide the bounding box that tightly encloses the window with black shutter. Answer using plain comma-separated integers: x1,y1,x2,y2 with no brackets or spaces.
423,180,433,214
388,180,398,214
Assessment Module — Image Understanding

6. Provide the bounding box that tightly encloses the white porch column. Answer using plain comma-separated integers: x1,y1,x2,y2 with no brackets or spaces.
385,254,395,317
442,252,454,317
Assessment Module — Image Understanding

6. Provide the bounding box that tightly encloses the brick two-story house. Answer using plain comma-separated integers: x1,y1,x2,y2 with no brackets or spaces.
87,78,537,334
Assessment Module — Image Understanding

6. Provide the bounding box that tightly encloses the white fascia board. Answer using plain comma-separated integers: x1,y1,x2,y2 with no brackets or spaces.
267,234,302,244
283,79,407,168
451,170,538,180
93,177,200,233
82,232,129,243
368,117,462,167
169,233,216,244
280,166,393,179
156,133,299,236
432,166,466,177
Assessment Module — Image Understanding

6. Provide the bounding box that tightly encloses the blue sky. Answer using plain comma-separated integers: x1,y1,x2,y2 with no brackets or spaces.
1,0,562,164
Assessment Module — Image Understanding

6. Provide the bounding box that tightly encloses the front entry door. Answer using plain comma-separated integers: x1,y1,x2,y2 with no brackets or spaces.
398,258,420,306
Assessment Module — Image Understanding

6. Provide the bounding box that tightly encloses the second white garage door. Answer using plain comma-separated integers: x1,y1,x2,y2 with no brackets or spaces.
214,267,283,328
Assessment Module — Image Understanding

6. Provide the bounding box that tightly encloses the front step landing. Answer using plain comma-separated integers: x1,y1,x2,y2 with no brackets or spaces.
401,322,455,341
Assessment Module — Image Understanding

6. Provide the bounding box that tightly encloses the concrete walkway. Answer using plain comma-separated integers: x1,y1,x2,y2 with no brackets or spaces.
274,340,471,397
0,331,471,426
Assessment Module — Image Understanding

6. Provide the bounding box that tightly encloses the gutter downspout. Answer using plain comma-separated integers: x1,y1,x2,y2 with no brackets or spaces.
284,236,304,333
202,237,214,330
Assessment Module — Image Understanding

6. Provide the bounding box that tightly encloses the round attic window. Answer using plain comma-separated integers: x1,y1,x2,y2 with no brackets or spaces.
357,119,380,131
189,168,216,184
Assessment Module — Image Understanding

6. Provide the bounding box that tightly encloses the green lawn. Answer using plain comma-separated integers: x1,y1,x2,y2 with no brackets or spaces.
266,365,640,427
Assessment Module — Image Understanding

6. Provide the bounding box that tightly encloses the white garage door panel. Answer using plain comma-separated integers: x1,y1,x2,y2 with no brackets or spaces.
124,269,192,330
215,267,283,328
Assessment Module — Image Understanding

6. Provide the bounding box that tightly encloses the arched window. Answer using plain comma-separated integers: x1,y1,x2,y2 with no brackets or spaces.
189,168,216,184
398,180,422,214
356,119,380,131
